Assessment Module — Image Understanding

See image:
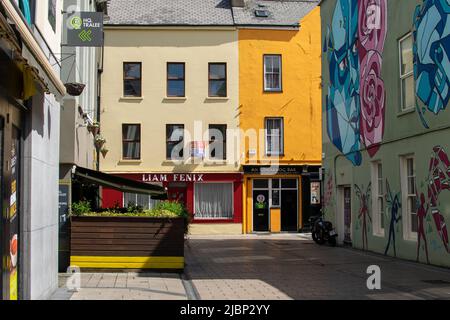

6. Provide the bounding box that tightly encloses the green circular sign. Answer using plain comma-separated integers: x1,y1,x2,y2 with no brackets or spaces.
70,16,82,29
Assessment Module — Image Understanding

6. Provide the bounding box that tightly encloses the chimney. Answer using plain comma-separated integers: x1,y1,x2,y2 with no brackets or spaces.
231,0,245,7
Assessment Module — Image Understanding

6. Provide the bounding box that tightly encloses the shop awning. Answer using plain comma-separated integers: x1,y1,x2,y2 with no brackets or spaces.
1,0,66,99
73,166,168,200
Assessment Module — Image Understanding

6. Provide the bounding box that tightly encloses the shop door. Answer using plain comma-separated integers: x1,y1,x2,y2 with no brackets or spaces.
343,186,352,245
0,96,22,300
281,190,298,231
253,190,269,232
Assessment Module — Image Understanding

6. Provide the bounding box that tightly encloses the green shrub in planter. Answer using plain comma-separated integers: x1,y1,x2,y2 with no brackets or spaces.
71,201,91,216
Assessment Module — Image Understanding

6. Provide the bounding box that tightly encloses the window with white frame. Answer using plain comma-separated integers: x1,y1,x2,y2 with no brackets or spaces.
264,55,282,92
371,161,385,236
265,118,284,156
123,193,160,210
401,155,417,240
399,33,414,111
253,178,297,208
194,183,233,219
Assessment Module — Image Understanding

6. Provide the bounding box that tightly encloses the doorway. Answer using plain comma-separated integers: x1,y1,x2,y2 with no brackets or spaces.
281,189,297,231
337,185,352,246
253,189,269,231
0,94,22,300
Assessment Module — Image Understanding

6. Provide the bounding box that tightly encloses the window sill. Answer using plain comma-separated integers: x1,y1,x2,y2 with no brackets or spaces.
204,159,228,164
403,235,418,242
162,159,185,165
264,89,283,93
118,159,142,164
205,97,229,101
164,96,187,100
397,107,415,117
373,231,385,237
120,96,144,101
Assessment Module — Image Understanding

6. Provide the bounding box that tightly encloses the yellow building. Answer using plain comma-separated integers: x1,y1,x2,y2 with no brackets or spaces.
99,0,244,235
231,1,322,233
99,0,322,235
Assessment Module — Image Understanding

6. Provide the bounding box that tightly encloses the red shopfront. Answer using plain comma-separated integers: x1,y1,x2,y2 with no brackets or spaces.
101,173,243,224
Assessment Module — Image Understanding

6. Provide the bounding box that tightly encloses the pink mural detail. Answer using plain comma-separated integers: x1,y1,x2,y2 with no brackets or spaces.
427,146,450,253
359,51,385,157
355,183,372,250
358,0,387,158
416,192,429,263
358,0,387,52
323,175,334,209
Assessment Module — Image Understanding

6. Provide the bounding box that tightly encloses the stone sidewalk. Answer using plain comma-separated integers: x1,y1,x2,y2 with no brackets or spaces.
52,272,188,300
185,234,450,300
51,234,450,300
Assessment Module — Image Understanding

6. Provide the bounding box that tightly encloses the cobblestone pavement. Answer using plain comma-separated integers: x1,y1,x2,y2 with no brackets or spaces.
185,234,450,300
51,272,187,300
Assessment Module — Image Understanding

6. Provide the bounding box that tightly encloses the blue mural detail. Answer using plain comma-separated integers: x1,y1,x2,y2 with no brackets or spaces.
324,0,362,165
384,180,402,257
413,0,450,128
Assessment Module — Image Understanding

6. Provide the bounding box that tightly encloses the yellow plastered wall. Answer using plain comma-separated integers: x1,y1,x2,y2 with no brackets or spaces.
100,28,239,173
238,7,322,165
270,208,281,233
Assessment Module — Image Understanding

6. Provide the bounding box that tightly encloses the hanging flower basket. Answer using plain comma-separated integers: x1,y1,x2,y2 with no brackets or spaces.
94,134,106,150
100,147,109,158
65,83,86,96
87,122,100,136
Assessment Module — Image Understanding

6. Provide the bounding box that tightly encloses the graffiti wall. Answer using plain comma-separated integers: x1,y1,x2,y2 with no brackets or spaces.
321,0,450,268
324,0,387,166
413,0,450,128
355,183,371,250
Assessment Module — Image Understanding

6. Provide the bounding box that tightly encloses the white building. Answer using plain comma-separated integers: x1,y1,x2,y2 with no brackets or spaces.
0,0,65,299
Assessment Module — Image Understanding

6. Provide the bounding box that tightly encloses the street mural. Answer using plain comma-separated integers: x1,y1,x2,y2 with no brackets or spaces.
426,146,450,253
413,0,450,129
416,192,430,263
323,174,334,212
355,183,372,250
384,180,402,257
324,0,387,165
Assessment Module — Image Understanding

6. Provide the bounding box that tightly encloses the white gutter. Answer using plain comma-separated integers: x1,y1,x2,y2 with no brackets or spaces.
1,0,66,97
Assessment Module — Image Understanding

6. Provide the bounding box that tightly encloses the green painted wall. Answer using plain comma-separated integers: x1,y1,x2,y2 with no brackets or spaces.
321,0,450,268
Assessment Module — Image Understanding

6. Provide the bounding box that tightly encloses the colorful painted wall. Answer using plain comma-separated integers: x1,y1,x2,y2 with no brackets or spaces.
238,7,322,166
321,0,450,268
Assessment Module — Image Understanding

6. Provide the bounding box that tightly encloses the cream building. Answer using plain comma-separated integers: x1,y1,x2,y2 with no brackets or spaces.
100,0,243,234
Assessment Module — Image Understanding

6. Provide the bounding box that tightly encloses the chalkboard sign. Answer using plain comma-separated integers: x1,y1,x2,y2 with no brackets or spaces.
59,184,69,230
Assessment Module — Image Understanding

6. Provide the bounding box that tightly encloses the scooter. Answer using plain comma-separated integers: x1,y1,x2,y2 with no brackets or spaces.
309,215,338,246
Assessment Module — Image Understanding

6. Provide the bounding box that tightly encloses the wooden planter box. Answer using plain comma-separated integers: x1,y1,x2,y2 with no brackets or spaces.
70,216,185,271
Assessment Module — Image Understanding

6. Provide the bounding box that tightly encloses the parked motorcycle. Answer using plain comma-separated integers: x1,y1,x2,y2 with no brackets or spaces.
309,215,337,246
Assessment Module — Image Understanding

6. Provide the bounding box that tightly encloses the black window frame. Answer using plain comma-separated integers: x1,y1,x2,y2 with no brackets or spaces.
167,62,186,97
122,124,141,160
166,124,185,160
209,124,227,160
208,63,227,97
123,62,142,97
